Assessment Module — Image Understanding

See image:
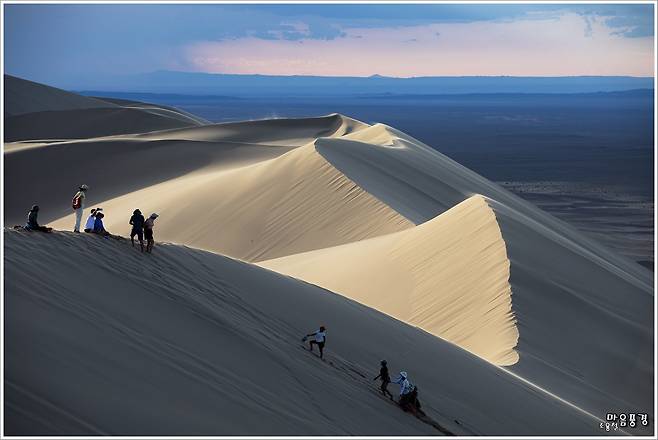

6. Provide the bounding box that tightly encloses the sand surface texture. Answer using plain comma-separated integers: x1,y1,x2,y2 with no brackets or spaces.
4,77,654,435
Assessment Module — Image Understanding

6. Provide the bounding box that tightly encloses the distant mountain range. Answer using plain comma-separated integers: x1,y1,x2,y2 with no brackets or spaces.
39,70,655,97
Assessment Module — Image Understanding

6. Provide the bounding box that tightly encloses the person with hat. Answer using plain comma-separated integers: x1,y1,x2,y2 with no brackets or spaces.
144,213,159,253
392,371,414,402
72,184,89,232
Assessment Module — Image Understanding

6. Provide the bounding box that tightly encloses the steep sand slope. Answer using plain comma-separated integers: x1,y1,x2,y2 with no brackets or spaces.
4,75,117,116
4,229,607,435
49,140,412,261
3,75,205,142
5,108,203,142
285,124,653,422
5,114,365,226
262,195,518,366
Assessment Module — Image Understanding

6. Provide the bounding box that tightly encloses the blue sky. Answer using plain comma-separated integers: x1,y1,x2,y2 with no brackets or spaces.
4,3,655,82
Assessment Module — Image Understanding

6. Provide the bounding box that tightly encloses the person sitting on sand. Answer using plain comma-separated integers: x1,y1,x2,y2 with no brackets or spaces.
84,208,101,233
373,360,394,400
93,212,110,236
129,209,145,252
305,326,327,359
24,205,52,232
144,213,159,253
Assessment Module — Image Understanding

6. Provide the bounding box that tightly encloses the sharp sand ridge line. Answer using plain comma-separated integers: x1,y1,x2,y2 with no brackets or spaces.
319,122,652,288
492,365,631,436
50,135,414,262
261,194,520,367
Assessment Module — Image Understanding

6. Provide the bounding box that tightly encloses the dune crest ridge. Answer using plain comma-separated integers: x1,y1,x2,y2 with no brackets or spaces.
261,194,519,366
50,137,414,261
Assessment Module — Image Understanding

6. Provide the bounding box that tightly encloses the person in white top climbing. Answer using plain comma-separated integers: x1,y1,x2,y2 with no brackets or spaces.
305,326,327,359
392,371,413,398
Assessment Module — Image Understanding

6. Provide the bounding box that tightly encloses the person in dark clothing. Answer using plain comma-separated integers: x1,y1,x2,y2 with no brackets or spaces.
129,209,145,252
24,205,52,232
373,360,394,399
410,386,425,416
401,385,425,416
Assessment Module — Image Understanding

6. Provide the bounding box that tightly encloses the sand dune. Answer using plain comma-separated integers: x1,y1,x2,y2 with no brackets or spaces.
4,75,117,116
262,195,518,366
5,113,364,227
49,139,411,261
4,75,205,142
260,123,653,420
5,229,609,435
3,78,654,435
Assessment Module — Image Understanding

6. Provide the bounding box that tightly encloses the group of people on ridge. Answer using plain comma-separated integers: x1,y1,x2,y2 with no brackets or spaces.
304,326,425,416
24,184,160,253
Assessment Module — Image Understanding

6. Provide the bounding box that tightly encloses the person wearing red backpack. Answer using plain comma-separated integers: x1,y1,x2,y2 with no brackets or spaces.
72,184,89,232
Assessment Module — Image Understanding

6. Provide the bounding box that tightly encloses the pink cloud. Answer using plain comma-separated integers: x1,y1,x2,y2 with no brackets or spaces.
182,13,654,77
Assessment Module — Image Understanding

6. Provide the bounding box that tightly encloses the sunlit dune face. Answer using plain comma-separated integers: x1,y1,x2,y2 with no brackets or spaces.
181,13,654,77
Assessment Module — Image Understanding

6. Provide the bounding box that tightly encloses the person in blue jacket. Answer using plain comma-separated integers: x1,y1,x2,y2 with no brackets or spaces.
93,212,110,236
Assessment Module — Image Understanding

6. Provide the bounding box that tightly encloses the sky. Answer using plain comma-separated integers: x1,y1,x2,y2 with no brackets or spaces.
3,3,655,82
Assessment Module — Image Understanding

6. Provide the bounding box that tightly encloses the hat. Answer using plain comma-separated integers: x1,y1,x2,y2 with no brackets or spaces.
399,371,407,378
150,213,159,219
79,184,89,191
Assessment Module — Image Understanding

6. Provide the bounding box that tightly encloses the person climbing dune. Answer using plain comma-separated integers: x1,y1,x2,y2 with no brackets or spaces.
392,371,413,403
373,360,394,400
304,326,327,359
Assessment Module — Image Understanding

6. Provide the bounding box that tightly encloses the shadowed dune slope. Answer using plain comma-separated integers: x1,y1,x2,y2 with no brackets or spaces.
298,124,654,421
262,195,519,366
4,75,117,117
4,75,205,142
4,87,653,434
4,229,606,436
5,114,366,227
49,139,412,261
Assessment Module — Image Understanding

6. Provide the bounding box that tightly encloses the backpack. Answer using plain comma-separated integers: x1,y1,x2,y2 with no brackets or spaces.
72,194,81,210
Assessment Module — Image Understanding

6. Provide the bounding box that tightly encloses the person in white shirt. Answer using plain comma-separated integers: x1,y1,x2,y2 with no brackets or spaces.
84,208,101,233
392,371,413,397
305,326,327,359
72,184,89,232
